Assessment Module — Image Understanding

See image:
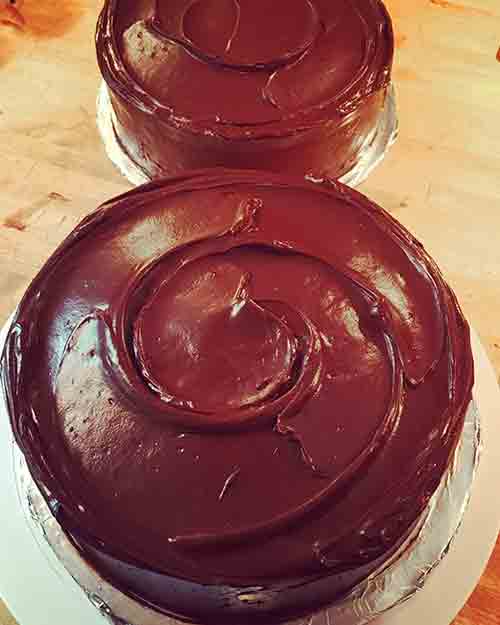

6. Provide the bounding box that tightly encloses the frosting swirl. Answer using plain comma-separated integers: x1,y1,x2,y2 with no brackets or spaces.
3,170,473,623
96,0,394,179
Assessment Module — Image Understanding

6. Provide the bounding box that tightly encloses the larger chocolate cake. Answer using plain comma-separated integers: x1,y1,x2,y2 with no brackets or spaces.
96,0,394,181
2,170,473,624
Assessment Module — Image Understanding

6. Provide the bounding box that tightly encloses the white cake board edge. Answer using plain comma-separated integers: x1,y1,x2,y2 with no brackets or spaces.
0,320,499,625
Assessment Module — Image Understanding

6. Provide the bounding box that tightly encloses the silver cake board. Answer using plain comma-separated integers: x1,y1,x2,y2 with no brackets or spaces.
0,318,499,625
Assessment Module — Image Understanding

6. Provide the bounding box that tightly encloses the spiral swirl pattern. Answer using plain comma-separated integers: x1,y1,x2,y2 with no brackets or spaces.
3,170,473,623
96,0,394,179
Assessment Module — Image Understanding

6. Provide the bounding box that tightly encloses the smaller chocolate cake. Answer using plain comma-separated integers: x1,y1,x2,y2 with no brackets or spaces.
3,170,473,625
96,0,395,181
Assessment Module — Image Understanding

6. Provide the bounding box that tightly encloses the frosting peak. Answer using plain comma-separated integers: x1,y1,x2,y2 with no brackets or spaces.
134,259,299,412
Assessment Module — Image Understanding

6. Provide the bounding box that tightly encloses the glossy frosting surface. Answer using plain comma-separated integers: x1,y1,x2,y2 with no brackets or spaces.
97,0,393,138
3,171,473,623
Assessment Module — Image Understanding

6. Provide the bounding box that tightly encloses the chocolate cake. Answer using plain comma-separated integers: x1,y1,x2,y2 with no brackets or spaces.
96,0,394,181
2,170,473,624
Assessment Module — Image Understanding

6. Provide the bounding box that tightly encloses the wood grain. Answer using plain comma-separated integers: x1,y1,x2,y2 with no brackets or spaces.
0,0,499,623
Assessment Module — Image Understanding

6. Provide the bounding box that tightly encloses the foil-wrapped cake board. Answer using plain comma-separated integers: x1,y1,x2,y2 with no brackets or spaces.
96,82,399,189
0,320,499,625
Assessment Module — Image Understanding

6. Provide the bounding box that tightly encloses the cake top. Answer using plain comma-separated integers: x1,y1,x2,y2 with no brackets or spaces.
97,0,393,137
3,170,472,622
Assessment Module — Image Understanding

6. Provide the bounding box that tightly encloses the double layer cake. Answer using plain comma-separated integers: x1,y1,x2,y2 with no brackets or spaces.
96,0,394,180
2,170,473,624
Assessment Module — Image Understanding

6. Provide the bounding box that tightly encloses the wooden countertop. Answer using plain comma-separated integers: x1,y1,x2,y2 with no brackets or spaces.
0,0,499,623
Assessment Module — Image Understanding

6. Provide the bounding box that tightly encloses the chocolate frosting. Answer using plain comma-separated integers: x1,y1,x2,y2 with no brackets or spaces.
2,170,473,624
96,1,394,179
